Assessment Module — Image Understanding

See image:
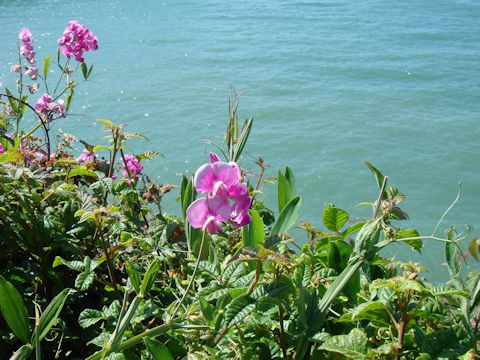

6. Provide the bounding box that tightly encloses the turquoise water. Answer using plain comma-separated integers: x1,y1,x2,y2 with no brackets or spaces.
1,1,479,281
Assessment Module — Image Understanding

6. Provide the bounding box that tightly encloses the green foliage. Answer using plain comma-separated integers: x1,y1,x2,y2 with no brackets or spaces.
0,32,478,360
0,276,30,344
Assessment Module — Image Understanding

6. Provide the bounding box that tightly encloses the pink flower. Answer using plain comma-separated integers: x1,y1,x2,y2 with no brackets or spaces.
0,144,5,154
34,94,66,120
186,152,251,234
122,154,143,181
186,195,231,234
58,21,98,63
77,149,96,163
28,83,39,94
194,161,240,195
25,66,38,80
19,28,32,43
18,28,36,64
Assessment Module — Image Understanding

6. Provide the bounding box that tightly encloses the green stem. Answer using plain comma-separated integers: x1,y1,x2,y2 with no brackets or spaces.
171,230,207,319
85,318,184,360
110,295,143,348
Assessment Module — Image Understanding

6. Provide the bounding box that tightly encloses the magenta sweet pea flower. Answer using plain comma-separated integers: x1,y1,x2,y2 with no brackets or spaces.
18,27,38,80
0,144,5,154
58,21,98,63
186,195,231,234
194,161,240,195
77,149,96,163
122,154,143,181
186,153,252,234
34,94,66,120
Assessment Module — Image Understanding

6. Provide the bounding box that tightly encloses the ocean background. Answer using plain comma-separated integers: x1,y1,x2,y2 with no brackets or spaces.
1,0,479,281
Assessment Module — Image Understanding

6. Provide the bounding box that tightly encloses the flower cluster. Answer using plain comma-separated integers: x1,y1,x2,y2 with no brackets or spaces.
77,149,96,163
122,154,143,181
186,153,252,234
18,28,38,81
34,94,66,120
58,21,98,62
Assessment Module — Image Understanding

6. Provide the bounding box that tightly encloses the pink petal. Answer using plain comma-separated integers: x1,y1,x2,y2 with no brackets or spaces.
209,152,220,163
186,198,211,228
194,163,216,193
230,195,251,227
205,220,223,234
228,182,248,200
208,195,231,222
213,162,239,188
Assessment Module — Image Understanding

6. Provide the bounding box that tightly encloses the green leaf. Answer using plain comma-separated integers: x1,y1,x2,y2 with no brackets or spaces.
125,261,141,294
338,301,389,326
445,227,460,278
65,86,74,112
232,117,253,162
43,55,51,80
75,271,95,291
328,240,359,304
35,288,69,342
52,256,84,272
69,167,98,178
144,338,174,360
319,256,364,315
397,228,422,253
224,295,255,327
364,161,386,198
0,276,30,344
81,62,88,79
269,195,302,238
242,209,265,249
323,204,349,232
78,309,104,328
10,344,33,360
198,297,215,324
342,222,366,238
277,167,296,212
140,259,160,296
319,328,367,360
294,286,322,360
87,64,94,78
467,237,480,261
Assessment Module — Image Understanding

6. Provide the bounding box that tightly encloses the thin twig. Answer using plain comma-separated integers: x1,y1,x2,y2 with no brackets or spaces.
432,182,462,237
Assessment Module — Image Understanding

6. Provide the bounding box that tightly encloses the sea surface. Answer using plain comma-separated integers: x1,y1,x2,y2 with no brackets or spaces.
1,0,479,281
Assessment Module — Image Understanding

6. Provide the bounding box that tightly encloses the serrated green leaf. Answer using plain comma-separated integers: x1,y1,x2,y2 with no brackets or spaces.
52,256,84,271
75,271,94,291
0,276,30,343
397,228,422,253
323,204,349,232
69,167,98,178
224,295,255,327
319,328,367,360
78,309,104,328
